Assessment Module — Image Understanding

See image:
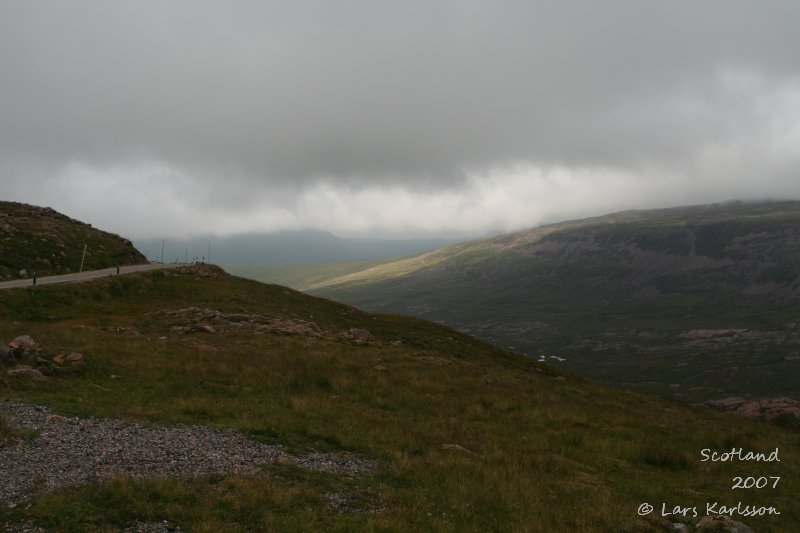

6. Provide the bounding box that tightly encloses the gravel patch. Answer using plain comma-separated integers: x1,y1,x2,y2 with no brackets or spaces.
0,401,376,509
1,519,46,532
291,451,377,476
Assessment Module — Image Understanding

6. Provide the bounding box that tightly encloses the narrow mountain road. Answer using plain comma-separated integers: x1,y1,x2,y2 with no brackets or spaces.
0,263,189,290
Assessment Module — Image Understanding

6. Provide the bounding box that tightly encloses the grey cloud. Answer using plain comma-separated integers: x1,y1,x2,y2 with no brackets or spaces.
1,1,800,217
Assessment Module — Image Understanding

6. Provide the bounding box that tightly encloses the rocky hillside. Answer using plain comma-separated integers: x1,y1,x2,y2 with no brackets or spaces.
310,201,800,404
1,263,798,531
0,201,146,280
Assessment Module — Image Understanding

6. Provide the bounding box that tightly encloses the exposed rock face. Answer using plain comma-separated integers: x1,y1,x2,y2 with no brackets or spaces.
705,397,800,427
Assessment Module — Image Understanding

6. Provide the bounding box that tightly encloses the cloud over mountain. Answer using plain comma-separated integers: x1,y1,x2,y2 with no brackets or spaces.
2,1,799,237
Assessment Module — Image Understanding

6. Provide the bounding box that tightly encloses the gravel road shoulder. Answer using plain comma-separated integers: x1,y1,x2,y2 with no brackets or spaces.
0,401,376,509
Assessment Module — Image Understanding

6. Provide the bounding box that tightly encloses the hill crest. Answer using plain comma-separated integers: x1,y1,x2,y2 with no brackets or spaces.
0,201,146,280
309,200,800,404
1,204,798,530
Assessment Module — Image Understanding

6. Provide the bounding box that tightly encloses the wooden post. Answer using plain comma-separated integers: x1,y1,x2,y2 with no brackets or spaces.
79,244,87,273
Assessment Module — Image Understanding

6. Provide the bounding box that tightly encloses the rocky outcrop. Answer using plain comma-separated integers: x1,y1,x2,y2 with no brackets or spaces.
3,335,49,379
65,352,84,364
156,307,327,338
346,328,372,344
0,345,11,366
704,397,800,428
3,335,86,380
8,335,39,357
177,264,227,278
696,514,754,532
6,366,46,381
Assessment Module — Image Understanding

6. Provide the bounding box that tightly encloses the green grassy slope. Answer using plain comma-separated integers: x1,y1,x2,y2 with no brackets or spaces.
1,268,798,531
310,201,800,403
224,258,386,289
0,201,146,280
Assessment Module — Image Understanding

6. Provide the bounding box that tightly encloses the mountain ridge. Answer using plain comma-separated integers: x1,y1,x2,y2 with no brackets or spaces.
1,202,798,530
309,200,800,404
2,258,798,531
134,230,458,265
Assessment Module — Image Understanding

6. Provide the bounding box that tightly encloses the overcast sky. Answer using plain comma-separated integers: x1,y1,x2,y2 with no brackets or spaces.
2,1,800,239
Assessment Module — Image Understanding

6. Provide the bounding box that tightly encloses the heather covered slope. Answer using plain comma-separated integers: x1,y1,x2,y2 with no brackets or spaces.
1,267,797,531
0,201,146,280
310,201,800,403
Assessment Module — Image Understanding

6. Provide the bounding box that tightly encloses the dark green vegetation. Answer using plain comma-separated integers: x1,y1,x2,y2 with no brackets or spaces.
1,268,798,531
0,201,146,280
310,201,800,404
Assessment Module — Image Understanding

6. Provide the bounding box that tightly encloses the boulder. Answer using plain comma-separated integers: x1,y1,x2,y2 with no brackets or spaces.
696,515,754,533
65,352,84,364
52,354,65,365
7,366,47,381
0,345,11,366
8,335,39,360
266,319,322,337
347,328,372,344
9,335,39,355
6,335,43,365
